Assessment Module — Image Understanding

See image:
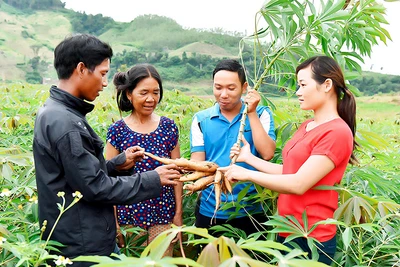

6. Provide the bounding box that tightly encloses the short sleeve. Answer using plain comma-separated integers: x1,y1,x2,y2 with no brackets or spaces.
106,122,120,150
190,115,204,153
258,107,276,141
312,126,353,167
166,118,179,152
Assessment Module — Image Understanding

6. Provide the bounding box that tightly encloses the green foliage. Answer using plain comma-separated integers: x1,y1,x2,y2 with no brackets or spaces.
241,0,393,96
1,81,398,266
108,46,229,84
2,0,64,10
1,0,400,265
67,11,115,36
104,14,242,52
350,71,400,95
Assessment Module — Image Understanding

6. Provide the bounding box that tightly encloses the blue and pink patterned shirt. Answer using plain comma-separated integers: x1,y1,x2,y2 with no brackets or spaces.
107,116,179,228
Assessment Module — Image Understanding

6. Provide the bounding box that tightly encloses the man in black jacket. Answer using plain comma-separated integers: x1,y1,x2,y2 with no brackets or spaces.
33,34,181,266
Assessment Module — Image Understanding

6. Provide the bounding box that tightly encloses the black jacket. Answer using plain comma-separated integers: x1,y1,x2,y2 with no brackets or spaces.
33,86,161,265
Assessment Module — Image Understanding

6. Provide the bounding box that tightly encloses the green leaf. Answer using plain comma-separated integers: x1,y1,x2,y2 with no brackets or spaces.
197,243,220,267
1,163,13,180
342,227,353,250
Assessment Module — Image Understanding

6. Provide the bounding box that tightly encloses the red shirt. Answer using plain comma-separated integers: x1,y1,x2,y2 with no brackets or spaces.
278,118,353,241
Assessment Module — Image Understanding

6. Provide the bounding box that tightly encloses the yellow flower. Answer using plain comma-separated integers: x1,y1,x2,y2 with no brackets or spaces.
18,204,23,210
0,188,11,197
72,191,83,199
29,196,38,204
54,255,73,266
41,220,47,233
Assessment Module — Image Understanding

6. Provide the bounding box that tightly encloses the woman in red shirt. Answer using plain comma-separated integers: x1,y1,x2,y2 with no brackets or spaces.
219,55,357,265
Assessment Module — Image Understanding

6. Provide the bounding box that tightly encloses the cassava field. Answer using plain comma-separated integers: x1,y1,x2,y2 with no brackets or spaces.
0,83,399,266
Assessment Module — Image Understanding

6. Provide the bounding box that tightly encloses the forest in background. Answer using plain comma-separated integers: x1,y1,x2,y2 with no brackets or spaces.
0,0,399,96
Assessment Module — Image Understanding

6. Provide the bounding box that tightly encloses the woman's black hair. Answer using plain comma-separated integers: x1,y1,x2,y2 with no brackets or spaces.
113,64,163,112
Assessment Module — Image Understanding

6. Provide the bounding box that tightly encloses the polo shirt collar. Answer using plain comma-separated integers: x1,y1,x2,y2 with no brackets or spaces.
210,100,246,119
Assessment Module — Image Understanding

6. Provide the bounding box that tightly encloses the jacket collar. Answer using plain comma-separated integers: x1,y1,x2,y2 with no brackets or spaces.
49,85,94,116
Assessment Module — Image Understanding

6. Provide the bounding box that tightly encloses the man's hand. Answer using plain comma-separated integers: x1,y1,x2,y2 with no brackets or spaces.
244,89,261,114
155,164,180,186
117,146,145,171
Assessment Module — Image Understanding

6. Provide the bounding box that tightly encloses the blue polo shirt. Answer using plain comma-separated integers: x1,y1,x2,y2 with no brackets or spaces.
190,101,276,219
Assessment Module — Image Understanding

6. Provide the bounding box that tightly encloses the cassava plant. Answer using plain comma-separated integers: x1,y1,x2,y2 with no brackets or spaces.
236,0,394,147
231,0,400,266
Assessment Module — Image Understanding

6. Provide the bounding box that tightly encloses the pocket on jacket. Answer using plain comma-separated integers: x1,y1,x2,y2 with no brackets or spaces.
70,132,84,157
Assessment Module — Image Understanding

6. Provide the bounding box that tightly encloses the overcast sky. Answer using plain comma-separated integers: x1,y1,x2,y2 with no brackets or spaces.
62,0,400,75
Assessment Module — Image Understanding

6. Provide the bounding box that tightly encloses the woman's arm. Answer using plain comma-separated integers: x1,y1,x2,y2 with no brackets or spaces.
105,142,119,160
220,154,335,195
231,136,283,174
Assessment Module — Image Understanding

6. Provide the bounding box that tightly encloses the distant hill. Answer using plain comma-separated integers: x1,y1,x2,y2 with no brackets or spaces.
0,0,242,82
0,0,398,96
169,42,233,58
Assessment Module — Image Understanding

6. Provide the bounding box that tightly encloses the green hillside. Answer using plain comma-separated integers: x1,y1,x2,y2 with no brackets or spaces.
0,6,72,81
0,0,399,96
0,1,241,82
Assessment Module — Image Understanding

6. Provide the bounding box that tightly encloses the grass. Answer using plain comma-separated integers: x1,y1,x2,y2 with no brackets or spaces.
356,95,400,118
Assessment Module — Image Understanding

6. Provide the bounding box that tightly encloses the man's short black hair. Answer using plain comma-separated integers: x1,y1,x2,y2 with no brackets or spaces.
212,59,247,85
54,33,113,79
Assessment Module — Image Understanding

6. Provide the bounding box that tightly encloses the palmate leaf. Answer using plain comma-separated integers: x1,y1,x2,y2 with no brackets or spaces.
142,225,213,259
209,224,247,239
218,236,233,262
356,129,390,150
263,211,319,239
246,0,392,95
285,259,330,267
334,195,376,224
342,227,353,250
346,166,398,198
197,243,220,267
377,201,400,218
239,239,291,253
218,256,274,267
1,163,13,180
75,255,201,267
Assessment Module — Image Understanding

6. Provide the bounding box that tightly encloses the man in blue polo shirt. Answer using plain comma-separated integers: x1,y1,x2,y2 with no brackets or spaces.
190,59,276,236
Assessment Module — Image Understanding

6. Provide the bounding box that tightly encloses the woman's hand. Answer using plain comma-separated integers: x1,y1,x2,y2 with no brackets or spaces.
218,164,251,183
230,136,252,163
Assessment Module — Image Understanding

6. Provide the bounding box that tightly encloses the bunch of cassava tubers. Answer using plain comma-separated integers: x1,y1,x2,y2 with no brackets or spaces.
144,152,232,212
